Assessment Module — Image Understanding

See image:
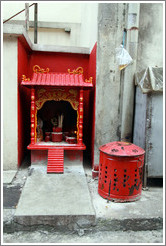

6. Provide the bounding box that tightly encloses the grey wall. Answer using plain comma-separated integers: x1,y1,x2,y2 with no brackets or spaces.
94,2,163,168
94,3,128,164
137,3,163,71
146,94,163,177
133,86,147,150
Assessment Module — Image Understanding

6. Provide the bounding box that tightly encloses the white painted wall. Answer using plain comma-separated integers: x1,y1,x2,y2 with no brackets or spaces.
3,36,18,170
80,3,98,49
28,24,82,47
3,2,98,48
3,2,82,23
28,28,73,46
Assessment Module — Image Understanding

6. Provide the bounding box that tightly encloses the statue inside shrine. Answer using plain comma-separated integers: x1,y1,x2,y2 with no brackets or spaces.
36,117,43,142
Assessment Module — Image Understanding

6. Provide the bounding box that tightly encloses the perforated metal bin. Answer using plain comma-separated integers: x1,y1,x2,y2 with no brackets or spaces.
98,141,145,202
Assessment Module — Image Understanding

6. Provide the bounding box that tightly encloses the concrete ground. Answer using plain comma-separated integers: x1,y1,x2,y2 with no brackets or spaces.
3,170,17,184
13,163,96,230
3,229,163,244
85,165,163,221
3,159,164,244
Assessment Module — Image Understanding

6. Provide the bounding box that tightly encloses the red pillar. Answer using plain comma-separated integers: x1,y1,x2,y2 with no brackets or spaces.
78,89,83,145
30,88,36,144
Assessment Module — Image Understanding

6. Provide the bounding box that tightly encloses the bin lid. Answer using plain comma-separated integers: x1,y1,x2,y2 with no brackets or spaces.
99,141,145,157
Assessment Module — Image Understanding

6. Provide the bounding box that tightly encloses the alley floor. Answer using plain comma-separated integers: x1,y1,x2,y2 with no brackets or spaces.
3,229,163,244
3,159,164,244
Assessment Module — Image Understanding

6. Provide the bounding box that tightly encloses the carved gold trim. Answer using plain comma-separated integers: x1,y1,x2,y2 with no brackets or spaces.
85,77,93,83
33,65,49,73
35,109,37,143
35,89,79,111
22,75,30,81
36,98,78,111
77,110,79,142
68,67,83,74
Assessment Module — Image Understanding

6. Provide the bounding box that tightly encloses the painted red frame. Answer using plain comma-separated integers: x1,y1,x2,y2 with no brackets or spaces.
17,36,97,169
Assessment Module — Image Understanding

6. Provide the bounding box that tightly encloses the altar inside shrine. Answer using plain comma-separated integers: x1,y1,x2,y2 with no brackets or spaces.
21,65,93,173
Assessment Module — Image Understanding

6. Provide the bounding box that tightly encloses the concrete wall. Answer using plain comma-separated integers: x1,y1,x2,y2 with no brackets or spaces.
94,3,128,164
94,2,163,165
137,3,163,70
3,36,18,170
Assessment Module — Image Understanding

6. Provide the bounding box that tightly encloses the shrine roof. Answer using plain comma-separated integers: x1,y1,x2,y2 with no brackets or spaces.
21,72,93,88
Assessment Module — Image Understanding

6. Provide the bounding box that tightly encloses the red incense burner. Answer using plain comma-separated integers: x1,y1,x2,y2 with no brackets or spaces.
98,141,145,202
66,136,77,144
53,127,62,132
52,132,63,142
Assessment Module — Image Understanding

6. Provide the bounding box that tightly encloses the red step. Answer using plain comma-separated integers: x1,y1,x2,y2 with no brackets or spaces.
47,148,64,173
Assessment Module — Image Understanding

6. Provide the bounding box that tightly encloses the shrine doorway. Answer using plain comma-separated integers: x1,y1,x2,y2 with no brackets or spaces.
37,100,77,142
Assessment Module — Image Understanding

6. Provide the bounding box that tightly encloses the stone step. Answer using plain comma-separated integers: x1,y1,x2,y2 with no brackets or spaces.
14,163,96,231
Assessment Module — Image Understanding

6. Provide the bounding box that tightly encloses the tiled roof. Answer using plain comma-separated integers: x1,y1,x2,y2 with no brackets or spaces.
21,72,93,88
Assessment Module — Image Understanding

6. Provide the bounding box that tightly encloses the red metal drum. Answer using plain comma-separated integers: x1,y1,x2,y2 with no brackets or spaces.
98,141,145,202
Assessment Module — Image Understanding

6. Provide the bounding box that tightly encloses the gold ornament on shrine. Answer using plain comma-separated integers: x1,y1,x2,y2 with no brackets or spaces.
85,77,93,83
22,75,30,81
68,67,83,74
33,65,49,73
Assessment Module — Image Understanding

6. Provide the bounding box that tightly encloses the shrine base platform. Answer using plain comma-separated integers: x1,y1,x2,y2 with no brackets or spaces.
13,159,96,231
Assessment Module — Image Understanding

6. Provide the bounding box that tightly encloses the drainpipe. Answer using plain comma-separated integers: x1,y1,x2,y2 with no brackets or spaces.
25,3,29,32
34,3,38,44
120,3,140,142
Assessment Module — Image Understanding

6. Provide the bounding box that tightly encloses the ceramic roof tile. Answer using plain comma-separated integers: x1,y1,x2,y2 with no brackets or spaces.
21,72,93,88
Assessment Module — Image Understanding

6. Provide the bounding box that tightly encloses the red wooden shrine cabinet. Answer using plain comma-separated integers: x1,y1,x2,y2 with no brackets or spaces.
21,65,93,173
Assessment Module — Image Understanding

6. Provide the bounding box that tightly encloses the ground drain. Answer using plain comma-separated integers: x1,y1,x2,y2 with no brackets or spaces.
3,184,22,208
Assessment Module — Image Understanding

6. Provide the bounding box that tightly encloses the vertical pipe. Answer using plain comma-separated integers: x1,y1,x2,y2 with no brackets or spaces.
25,3,29,31
31,88,35,144
121,3,140,142
34,3,38,44
78,89,84,145
143,163,148,188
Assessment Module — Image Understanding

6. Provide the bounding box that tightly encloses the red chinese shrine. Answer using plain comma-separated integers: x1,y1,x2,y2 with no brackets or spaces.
21,65,93,173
